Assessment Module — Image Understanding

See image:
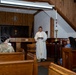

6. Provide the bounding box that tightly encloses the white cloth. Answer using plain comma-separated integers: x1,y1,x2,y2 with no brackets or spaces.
34,31,47,59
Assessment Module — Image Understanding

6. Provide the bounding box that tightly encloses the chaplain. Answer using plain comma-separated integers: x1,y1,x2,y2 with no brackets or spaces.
34,26,47,62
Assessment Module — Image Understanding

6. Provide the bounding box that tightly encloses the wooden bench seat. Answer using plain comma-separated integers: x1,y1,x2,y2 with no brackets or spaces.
0,52,25,62
49,62,76,75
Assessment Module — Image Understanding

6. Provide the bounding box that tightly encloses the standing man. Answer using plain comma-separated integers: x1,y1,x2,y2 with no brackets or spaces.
34,26,47,62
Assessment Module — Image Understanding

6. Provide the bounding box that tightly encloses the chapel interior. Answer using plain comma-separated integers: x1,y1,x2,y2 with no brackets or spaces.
0,0,76,75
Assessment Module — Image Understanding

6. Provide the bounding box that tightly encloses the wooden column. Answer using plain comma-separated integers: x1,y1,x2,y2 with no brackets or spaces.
50,18,54,38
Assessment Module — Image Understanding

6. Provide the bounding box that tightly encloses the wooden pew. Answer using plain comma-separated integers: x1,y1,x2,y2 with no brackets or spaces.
27,43,36,54
0,52,25,62
0,53,38,75
27,52,38,75
62,48,76,70
49,62,76,75
0,60,37,75
27,52,35,60
16,48,25,52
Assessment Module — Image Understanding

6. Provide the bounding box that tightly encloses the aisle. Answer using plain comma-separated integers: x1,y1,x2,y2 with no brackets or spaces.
38,66,48,75
38,58,54,75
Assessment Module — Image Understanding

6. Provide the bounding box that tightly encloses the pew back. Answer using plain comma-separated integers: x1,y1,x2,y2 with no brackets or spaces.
27,52,35,60
49,62,76,75
27,52,38,75
0,52,38,75
0,60,35,75
0,52,25,62
62,48,76,70
27,43,36,54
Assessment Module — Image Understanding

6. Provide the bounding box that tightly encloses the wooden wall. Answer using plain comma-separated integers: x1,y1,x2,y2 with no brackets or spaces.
49,0,76,28
0,11,34,37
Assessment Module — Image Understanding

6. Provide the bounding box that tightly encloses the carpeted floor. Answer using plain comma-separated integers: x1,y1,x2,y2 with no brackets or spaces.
38,66,48,75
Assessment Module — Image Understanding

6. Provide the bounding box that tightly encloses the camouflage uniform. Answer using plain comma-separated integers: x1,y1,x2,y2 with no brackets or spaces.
0,43,15,53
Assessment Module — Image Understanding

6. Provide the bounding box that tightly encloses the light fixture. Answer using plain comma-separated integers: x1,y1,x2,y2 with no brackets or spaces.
0,0,54,9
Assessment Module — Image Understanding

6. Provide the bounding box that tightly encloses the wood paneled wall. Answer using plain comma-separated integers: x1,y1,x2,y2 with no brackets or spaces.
0,11,34,37
49,0,76,27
